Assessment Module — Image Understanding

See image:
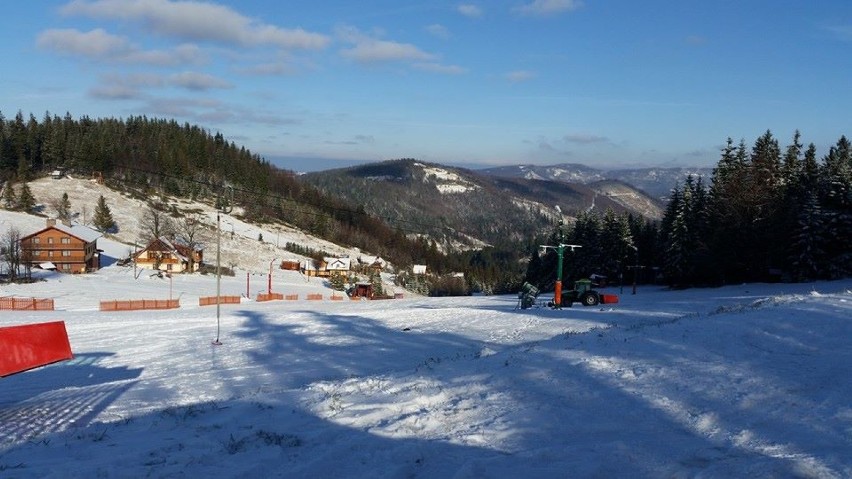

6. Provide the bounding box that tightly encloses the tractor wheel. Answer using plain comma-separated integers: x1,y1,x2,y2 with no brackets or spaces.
581,292,600,306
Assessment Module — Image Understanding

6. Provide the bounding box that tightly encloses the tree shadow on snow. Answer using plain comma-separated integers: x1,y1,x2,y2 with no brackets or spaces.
0,352,143,445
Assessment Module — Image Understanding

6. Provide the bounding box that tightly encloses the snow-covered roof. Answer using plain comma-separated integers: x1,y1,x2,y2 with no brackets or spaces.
33,221,103,243
54,223,103,243
325,257,351,271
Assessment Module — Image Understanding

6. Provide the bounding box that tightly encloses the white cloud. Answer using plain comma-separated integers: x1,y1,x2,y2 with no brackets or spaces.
37,28,206,65
425,24,451,40
505,70,537,83
824,25,852,42
59,0,330,49
514,0,583,17
457,4,483,18
413,62,467,75
169,71,233,91
37,28,132,58
563,133,610,145
337,26,435,64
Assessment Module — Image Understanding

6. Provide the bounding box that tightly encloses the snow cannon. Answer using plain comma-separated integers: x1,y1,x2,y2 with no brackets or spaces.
518,282,540,309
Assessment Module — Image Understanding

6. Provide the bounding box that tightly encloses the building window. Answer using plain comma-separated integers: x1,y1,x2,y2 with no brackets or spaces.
33,237,41,244
48,251,54,257
61,264,71,271
47,238,54,244
62,250,71,257
61,237,71,244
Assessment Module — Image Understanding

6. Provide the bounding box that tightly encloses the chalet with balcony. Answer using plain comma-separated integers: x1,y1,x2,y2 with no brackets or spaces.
302,256,351,277
21,219,102,273
134,236,204,273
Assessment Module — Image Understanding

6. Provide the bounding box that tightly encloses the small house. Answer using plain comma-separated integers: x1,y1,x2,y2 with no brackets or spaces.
20,219,102,273
134,236,203,273
350,282,374,299
358,255,387,273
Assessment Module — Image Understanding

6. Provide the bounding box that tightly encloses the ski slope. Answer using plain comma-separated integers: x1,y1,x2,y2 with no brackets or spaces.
2,262,851,478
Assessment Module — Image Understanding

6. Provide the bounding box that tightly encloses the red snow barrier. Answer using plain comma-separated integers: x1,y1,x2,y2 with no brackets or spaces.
306,294,323,301
100,299,180,311
0,321,73,377
0,296,55,311
199,296,241,306
285,294,299,301
600,294,619,304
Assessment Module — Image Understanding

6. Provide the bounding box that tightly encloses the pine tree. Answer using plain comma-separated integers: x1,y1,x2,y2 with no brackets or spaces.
329,271,347,291
93,195,116,232
17,183,35,212
789,191,827,281
2,181,17,209
56,192,71,221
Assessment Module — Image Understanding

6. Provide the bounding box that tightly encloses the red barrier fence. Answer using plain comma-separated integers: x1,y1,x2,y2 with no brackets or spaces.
199,296,241,306
100,299,180,311
285,294,299,301
0,321,73,377
257,292,284,302
0,297,55,311
306,293,323,301
330,295,344,301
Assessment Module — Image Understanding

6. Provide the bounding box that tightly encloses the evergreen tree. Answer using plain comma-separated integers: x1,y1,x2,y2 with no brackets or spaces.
789,191,827,281
819,136,852,277
2,181,16,209
17,183,35,212
93,195,116,232
55,192,71,221
329,271,347,291
370,271,384,297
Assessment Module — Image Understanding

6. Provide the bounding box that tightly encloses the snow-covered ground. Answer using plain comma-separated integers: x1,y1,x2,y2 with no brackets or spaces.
1,257,851,477
1,178,852,478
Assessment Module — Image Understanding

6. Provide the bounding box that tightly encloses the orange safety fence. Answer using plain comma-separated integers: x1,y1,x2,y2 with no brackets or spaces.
285,294,299,300
0,297,55,311
257,292,284,302
306,293,323,301
199,296,241,306
330,295,344,301
100,299,180,311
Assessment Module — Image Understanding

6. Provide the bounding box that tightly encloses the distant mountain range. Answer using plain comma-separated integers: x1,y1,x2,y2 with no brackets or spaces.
478,163,714,201
302,159,670,250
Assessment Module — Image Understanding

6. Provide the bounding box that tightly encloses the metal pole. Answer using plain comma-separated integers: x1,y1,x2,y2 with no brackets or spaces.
553,218,564,308
213,211,222,345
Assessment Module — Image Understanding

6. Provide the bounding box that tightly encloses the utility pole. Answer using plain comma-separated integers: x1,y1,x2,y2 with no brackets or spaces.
626,244,641,295
213,186,233,346
539,206,582,308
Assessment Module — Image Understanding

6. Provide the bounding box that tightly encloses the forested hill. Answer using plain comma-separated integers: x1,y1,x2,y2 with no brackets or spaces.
0,111,445,271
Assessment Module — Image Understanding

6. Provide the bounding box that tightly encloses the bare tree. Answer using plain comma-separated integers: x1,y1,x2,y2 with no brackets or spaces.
175,213,207,272
139,204,175,242
2,227,24,282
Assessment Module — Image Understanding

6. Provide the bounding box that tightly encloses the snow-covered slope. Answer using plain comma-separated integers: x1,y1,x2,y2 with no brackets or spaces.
13,175,365,274
1,259,850,478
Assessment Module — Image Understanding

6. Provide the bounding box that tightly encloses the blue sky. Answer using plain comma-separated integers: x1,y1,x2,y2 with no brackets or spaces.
3,1,851,172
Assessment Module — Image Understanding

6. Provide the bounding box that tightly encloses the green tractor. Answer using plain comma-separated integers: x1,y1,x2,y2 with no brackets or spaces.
552,279,619,308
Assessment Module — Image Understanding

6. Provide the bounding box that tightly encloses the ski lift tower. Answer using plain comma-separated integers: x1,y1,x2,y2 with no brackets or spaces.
539,205,581,309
